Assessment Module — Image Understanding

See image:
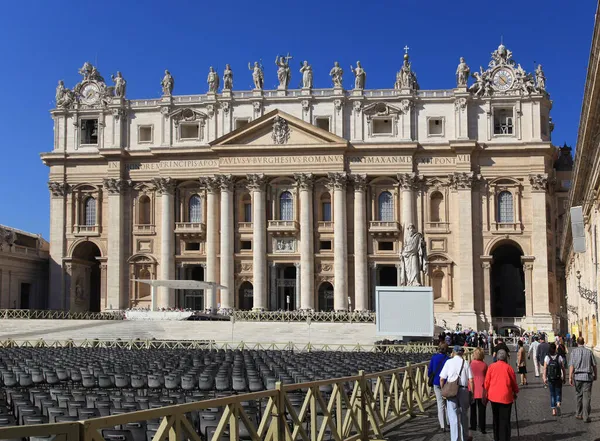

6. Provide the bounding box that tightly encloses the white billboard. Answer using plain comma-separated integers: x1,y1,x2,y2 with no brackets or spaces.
375,286,434,337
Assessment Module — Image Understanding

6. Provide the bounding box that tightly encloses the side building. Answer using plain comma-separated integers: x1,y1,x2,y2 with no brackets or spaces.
0,225,49,309
44,45,566,332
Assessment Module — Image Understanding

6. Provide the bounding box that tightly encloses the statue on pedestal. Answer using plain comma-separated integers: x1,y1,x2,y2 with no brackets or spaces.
161,70,174,96
223,64,233,90
350,61,366,89
275,54,292,89
456,57,470,87
207,66,219,93
399,224,428,286
55,80,74,109
300,61,313,88
111,71,126,98
248,61,264,90
329,61,344,88
535,64,546,91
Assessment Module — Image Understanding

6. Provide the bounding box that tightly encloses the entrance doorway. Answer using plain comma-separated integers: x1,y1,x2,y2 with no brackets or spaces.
378,266,397,287
20,283,31,309
72,241,102,312
491,243,525,318
276,265,296,310
238,281,253,310
181,265,204,310
318,282,334,311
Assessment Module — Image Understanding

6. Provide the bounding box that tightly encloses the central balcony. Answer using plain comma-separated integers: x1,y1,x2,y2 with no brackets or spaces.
73,225,100,237
238,222,253,233
175,222,206,238
317,221,334,233
268,220,299,236
368,221,401,237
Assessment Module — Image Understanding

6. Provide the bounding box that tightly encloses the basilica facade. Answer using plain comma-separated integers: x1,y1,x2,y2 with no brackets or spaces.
43,44,568,331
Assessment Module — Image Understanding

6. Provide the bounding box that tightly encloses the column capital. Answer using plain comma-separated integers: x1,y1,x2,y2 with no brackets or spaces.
529,173,549,192
48,181,69,197
200,176,220,193
216,174,235,192
480,255,493,269
294,173,315,190
449,171,475,190
103,178,129,195
327,172,348,190
350,174,368,191
397,172,419,190
247,173,268,191
521,255,536,271
152,177,176,195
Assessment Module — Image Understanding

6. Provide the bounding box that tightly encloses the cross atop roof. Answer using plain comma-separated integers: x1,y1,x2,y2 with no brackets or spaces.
403,45,410,55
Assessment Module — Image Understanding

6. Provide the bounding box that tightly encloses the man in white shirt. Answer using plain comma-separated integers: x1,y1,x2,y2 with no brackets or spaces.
528,336,541,377
440,346,474,441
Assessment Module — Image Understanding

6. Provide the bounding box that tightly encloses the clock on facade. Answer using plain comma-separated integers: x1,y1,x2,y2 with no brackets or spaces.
80,83,100,105
492,69,514,91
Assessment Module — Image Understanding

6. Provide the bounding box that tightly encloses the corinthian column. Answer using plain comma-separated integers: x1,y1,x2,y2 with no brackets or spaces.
529,174,551,322
248,174,268,310
328,172,348,310
104,178,126,310
153,177,176,309
201,177,220,312
48,182,68,310
218,175,235,311
294,173,315,310
352,174,368,311
397,173,417,229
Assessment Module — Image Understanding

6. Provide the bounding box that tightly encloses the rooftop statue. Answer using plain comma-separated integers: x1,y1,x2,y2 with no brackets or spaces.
161,70,174,96
299,61,313,89
535,64,546,91
248,61,264,90
111,71,126,98
223,64,233,90
489,43,514,68
329,61,343,88
207,66,219,93
275,54,292,89
78,62,105,83
456,57,470,87
350,61,366,89
55,80,75,109
395,53,419,90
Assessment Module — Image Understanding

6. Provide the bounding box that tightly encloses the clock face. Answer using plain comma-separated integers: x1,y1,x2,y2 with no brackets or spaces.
80,83,100,104
492,69,514,91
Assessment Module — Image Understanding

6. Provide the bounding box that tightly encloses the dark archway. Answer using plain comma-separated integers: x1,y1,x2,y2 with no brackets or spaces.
378,266,397,287
491,243,525,318
238,281,253,311
72,241,102,312
318,282,334,312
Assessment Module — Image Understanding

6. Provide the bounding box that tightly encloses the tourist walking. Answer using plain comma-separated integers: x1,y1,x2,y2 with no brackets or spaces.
492,337,510,363
516,340,528,385
469,347,488,434
537,336,550,388
485,349,519,441
569,337,597,423
439,345,474,441
528,336,540,377
543,342,566,416
428,343,450,433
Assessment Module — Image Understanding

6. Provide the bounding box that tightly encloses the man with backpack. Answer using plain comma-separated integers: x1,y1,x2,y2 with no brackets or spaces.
569,337,597,422
543,343,566,416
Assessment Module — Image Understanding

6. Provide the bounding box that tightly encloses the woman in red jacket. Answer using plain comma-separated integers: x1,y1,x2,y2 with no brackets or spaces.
470,347,488,434
484,349,519,441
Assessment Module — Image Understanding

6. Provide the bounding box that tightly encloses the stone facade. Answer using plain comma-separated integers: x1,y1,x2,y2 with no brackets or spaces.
43,46,566,331
0,225,49,309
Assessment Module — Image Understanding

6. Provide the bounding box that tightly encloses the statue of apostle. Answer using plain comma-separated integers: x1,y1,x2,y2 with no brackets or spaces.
223,64,233,90
161,70,174,96
299,61,313,88
329,61,343,88
350,61,366,89
111,71,126,98
207,66,219,93
535,64,546,91
456,57,470,87
275,54,292,89
248,61,264,90
399,224,428,286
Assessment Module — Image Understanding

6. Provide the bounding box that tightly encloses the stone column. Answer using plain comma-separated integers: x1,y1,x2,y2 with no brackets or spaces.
397,173,417,229
248,174,268,310
352,174,368,311
529,174,551,327
48,182,68,310
270,261,277,310
295,173,315,310
202,177,220,311
295,262,301,310
218,175,235,311
369,262,378,311
329,172,348,310
481,256,493,325
153,177,176,308
451,172,476,323
522,256,536,317
104,178,125,310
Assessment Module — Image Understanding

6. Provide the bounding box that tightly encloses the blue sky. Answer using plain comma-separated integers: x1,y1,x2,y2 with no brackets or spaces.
0,0,595,239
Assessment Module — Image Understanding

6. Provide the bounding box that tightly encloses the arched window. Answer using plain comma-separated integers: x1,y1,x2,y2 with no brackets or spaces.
84,197,96,226
497,191,514,223
378,191,394,221
189,195,202,223
321,193,331,222
138,196,151,225
430,192,444,222
280,191,293,221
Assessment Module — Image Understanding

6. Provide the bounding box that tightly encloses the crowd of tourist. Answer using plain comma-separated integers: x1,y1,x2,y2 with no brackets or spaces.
429,334,597,441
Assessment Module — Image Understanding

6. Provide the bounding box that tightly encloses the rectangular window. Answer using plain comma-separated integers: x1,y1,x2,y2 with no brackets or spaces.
138,126,152,143
322,202,332,222
244,203,252,222
315,117,330,132
235,119,250,130
241,240,252,250
378,241,394,251
185,242,200,251
493,108,514,135
319,240,332,251
373,118,393,135
180,123,199,139
81,119,98,144
541,116,548,137
427,118,444,136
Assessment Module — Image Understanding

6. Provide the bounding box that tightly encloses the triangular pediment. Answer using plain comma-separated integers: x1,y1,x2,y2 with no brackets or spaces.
210,109,347,148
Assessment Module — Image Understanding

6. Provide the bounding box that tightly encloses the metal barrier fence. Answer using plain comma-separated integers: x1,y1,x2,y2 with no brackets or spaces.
0,339,436,353
0,309,124,320
230,311,376,323
0,361,441,441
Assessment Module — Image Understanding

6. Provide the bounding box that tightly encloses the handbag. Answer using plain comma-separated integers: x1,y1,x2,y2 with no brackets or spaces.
441,359,465,399
428,356,446,387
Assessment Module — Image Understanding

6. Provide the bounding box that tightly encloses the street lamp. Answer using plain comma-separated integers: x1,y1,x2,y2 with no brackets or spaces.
576,270,598,324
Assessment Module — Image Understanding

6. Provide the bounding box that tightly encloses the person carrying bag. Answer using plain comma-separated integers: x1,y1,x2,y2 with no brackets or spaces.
440,346,474,441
